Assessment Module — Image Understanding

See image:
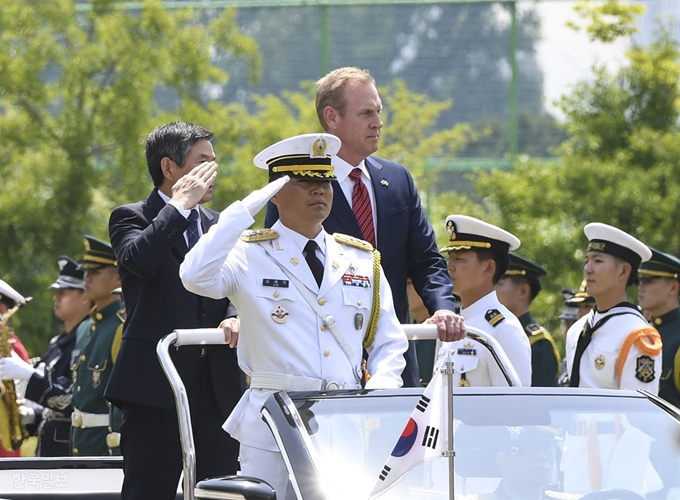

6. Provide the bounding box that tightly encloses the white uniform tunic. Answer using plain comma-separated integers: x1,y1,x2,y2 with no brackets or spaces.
436,291,532,387
180,200,408,451
565,303,660,392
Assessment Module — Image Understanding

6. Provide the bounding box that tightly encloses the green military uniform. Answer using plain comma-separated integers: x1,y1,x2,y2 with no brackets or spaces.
70,235,124,456
651,308,680,407
502,253,560,387
639,248,680,408
518,312,560,387
71,300,124,456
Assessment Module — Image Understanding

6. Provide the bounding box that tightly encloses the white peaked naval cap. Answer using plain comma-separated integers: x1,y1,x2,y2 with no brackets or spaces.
584,222,652,264
253,133,341,181
0,279,28,307
441,214,520,253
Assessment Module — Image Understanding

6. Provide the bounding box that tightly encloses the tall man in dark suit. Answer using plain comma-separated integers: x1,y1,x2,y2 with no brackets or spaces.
106,122,242,500
265,67,464,386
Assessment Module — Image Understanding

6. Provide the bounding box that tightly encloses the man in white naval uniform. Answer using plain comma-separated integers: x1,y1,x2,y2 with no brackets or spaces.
566,222,661,391
180,133,409,499
562,223,662,495
436,215,532,387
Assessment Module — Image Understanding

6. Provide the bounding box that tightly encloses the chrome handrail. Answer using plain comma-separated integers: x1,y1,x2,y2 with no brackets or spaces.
156,324,521,499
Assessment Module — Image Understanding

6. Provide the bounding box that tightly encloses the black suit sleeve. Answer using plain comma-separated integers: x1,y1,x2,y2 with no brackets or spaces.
110,203,190,280
401,168,455,315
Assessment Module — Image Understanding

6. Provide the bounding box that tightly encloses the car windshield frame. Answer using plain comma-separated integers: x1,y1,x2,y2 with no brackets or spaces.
262,387,680,500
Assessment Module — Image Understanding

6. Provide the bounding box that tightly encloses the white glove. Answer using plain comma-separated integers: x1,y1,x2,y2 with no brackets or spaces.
241,176,290,217
19,405,35,426
0,353,36,381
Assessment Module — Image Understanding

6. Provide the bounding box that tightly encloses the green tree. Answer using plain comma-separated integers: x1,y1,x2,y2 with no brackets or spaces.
429,2,680,349
0,0,260,352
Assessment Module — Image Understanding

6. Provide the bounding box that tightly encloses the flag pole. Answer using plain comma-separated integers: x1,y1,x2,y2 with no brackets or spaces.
442,350,455,500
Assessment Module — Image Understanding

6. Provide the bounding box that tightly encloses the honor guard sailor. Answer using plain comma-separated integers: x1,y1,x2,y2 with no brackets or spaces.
180,133,408,499
497,252,560,386
436,215,532,387
71,236,124,456
638,247,680,406
566,223,661,391
0,256,91,456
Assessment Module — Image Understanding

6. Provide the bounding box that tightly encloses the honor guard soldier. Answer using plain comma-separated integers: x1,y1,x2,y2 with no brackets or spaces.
497,252,560,386
638,248,680,406
71,236,124,456
437,215,532,387
0,256,91,456
180,133,408,498
565,279,596,321
566,223,661,391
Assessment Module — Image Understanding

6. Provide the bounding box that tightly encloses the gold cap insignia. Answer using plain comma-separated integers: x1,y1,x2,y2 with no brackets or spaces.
311,137,327,158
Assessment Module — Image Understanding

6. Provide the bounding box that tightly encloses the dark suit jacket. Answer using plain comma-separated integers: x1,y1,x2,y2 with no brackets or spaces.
105,189,242,417
266,156,456,386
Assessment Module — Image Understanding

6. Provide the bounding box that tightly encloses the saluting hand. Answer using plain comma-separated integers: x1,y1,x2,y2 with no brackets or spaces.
241,175,290,217
170,161,219,210
425,310,466,342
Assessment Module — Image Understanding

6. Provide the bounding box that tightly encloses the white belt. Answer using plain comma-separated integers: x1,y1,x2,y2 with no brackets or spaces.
250,373,360,392
71,409,109,428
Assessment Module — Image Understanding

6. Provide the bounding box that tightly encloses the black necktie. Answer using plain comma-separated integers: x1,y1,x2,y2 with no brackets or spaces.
569,322,593,387
303,240,323,287
187,210,200,249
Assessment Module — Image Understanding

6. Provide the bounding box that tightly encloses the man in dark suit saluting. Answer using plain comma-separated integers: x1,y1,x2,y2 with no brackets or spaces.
106,122,241,499
266,67,464,386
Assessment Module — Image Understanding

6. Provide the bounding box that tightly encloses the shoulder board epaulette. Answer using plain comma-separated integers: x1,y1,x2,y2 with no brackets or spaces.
240,228,279,242
525,322,545,336
485,309,504,327
111,324,124,363
334,233,373,252
116,309,126,323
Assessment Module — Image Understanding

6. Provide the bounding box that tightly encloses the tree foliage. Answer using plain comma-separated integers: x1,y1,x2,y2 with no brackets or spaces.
0,0,260,352
439,3,680,350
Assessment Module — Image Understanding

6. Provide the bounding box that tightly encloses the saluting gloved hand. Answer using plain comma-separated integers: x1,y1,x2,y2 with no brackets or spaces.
0,352,36,381
241,175,290,217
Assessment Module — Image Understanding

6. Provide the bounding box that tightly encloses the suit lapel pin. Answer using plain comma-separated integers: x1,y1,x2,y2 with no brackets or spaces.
380,178,389,187
332,261,339,269
290,257,299,266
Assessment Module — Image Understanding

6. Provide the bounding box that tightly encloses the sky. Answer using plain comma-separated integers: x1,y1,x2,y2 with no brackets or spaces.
534,0,631,119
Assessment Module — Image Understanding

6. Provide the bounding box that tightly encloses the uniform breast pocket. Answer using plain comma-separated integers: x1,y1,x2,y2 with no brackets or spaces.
256,283,297,303
86,359,108,388
341,287,372,312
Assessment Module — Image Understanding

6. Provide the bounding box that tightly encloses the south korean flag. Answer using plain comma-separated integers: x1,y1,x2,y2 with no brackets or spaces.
369,366,446,499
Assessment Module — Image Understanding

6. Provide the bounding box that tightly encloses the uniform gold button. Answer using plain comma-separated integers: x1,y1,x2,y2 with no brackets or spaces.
95,365,99,369
73,448,78,454
357,300,361,306
77,386,81,392
320,324,327,331
318,298,326,306
80,355,86,361
274,291,280,298
324,350,330,357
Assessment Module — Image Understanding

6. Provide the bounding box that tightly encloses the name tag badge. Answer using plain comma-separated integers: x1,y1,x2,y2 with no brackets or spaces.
263,279,289,288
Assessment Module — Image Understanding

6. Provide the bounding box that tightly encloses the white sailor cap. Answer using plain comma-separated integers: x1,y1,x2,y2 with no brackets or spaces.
254,133,341,181
0,279,29,307
440,215,521,254
584,222,652,266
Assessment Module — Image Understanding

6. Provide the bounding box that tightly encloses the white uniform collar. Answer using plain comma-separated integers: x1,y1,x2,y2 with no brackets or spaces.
274,221,326,257
460,290,499,320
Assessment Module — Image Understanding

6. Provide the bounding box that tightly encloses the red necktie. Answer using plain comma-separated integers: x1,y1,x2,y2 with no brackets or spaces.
349,168,376,247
